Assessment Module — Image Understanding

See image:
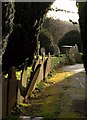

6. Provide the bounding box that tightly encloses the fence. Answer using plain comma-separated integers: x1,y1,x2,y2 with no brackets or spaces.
2,53,51,118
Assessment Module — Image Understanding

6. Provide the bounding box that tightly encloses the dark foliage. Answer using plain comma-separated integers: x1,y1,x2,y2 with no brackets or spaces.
39,29,54,55
2,2,51,72
2,2,15,55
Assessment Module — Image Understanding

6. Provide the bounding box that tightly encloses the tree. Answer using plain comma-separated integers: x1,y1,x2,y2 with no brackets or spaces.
2,2,52,72
39,28,54,55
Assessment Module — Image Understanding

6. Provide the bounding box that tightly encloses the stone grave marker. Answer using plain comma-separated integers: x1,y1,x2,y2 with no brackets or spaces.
44,53,51,79
54,45,60,56
17,80,24,103
41,47,45,56
2,75,8,118
42,51,45,62
25,64,41,99
33,57,40,72
8,67,17,114
20,60,28,97
74,44,79,54
33,61,44,91
21,60,27,88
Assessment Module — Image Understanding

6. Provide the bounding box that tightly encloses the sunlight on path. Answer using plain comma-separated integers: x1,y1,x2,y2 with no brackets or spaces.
48,71,75,83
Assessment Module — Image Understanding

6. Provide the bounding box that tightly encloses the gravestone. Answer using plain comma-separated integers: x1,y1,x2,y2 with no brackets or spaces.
33,61,44,91
21,60,27,88
20,60,28,97
54,45,60,56
74,44,82,63
33,57,40,71
8,67,17,114
41,47,45,56
74,44,79,54
2,75,8,118
17,80,24,103
44,53,51,79
25,64,41,99
69,46,75,55
69,44,81,64
69,44,79,55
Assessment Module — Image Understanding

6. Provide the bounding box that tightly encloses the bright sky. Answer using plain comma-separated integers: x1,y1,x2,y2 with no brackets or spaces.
46,0,79,22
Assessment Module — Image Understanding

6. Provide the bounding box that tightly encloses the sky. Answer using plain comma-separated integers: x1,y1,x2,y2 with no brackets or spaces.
46,0,79,23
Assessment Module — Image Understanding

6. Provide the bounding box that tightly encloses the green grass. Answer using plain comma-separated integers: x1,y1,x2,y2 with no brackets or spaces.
36,81,46,91
51,54,65,68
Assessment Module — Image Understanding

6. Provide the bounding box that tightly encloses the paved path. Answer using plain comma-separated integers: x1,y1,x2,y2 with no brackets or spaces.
63,64,85,73
62,64,85,89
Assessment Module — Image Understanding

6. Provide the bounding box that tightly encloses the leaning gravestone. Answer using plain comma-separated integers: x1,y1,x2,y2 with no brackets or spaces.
8,67,17,115
33,60,44,91
32,57,40,72
2,75,8,118
44,53,51,79
21,60,27,88
18,60,28,103
24,64,41,100
21,60,28,95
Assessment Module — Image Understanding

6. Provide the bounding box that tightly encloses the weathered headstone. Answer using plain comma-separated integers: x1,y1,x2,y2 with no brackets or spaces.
21,60,27,88
69,44,81,64
44,53,51,79
2,75,8,118
17,80,24,103
8,67,17,114
33,57,40,71
17,60,28,103
25,64,41,100
54,45,60,56
69,46,75,55
20,60,28,98
69,44,79,55
74,44,79,54
33,61,44,90
41,47,45,56
42,51,45,62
